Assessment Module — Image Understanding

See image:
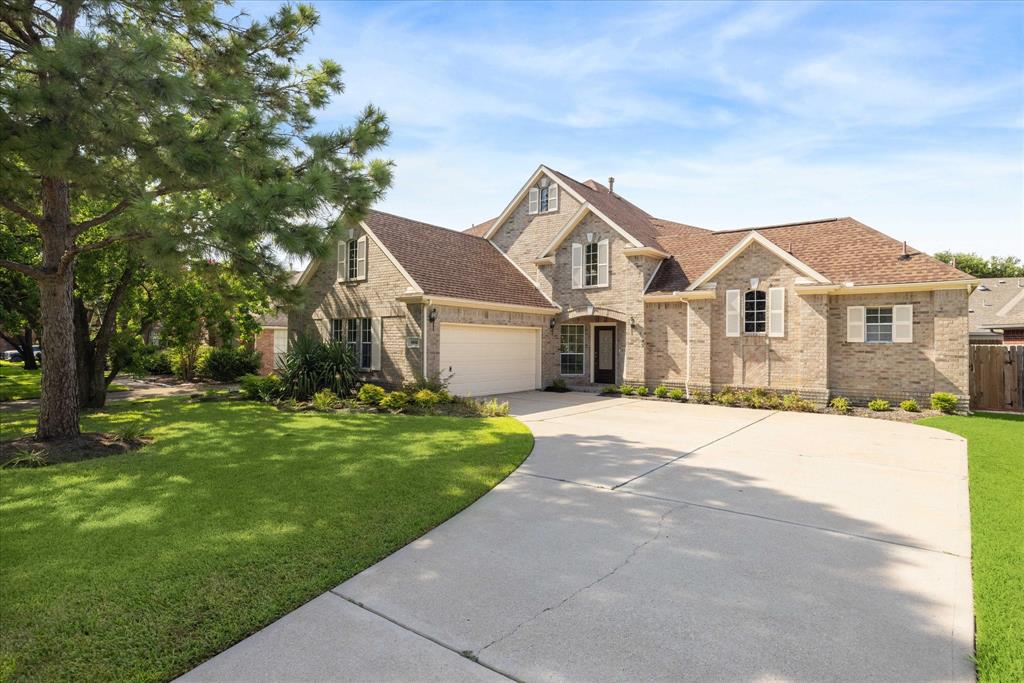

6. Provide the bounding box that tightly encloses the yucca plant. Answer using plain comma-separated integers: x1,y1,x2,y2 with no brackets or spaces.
278,334,359,401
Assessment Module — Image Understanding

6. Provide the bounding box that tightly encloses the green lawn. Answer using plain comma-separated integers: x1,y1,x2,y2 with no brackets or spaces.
0,361,127,402
0,398,533,681
920,412,1024,682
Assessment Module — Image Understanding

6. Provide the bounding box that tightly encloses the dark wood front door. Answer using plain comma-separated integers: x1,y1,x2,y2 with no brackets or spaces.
594,326,616,384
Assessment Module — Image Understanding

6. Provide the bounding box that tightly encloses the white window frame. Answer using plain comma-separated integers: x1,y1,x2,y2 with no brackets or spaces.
743,290,767,335
865,306,894,343
583,242,599,287
559,324,585,376
331,319,345,343
346,239,359,280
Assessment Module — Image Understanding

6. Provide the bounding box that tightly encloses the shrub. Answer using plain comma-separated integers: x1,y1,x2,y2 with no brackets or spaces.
477,398,510,417
114,422,149,441
358,383,387,406
619,384,636,395
2,449,47,469
401,373,451,395
783,393,817,412
867,398,890,412
131,345,173,375
545,378,571,393
654,385,669,398
239,374,285,402
380,391,409,411
200,346,261,382
600,385,620,395
829,396,852,414
171,344,212,381
635,386,649,397
899,399,920,413
667,388,685,401
690,389,711,404
713,387,739,406
930,392,959,414
435,389,455,404
278,334,358,400
744,387,781,410
413,389,441,408
312,389,341,412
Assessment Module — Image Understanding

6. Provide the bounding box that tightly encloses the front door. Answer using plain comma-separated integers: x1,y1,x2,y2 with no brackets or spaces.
593,326,616,384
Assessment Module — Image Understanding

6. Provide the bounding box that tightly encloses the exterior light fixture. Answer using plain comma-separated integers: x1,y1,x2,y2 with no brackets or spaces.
549,318,557,330
428,308,437,323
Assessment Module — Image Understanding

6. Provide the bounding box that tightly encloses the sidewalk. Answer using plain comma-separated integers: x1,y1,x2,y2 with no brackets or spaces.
0,378,239,412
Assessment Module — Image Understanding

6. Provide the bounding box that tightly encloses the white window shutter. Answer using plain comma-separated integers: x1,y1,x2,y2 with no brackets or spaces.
356,235,368,280
337,241,347,281
768,287,785,338
571,243,583,289
893,304,913,343
371,317,382,370
725,289,740,337
597,238,609,287
528,188,539,215
847,306,866,342
548,184,558,211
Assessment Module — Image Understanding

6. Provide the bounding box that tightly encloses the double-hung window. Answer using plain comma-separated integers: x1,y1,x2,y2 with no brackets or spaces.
866,307,893,342
560,324,585,376
584,243,599,287
342,318,374,369
347,240,359,280
331,319,345,343
743,290,766,334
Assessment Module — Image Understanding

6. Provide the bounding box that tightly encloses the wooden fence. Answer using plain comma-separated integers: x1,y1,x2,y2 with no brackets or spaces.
969,345,1023,412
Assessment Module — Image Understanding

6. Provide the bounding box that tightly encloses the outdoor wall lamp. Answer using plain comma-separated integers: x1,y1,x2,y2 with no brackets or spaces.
549,318,557,330
428,307,437,323
629,316,636,328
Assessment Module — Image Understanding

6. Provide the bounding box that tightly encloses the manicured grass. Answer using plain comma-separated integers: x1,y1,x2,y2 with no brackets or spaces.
0,361,127,402
919,412,1024,681
0,398,533,681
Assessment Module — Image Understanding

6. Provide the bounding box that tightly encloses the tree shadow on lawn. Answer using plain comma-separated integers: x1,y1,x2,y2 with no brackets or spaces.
0,398,532,681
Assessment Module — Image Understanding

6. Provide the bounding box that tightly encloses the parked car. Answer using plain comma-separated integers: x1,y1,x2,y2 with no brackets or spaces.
1,346,41,363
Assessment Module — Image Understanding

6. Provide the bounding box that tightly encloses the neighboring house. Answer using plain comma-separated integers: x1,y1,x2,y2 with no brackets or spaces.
968,277,1024,345
290,165,977,405
254,270,302,374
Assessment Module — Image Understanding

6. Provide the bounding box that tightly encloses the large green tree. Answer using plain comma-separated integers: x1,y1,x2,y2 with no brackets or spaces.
0,1,391,439
934,251,1024,278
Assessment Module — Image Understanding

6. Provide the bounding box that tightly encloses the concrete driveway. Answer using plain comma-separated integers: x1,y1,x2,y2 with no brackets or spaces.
182,392,974,682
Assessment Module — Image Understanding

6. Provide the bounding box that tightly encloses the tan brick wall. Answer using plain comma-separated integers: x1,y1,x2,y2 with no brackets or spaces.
827,289,969,404
289,225,423,387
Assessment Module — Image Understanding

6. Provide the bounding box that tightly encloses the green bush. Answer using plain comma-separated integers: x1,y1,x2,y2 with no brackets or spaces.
867,398,890,412
743,387,782,410
312,389,341,412
413,388,440,408
358,383,387,406
476,398,510,417
401,374,450,395
278,334,358,400
171,344,212,380
783,393,817,412
899,399,920,413
435,389,455,404
600,385,620,395
380,391,409,411
635,386,649,397
713,387,739,406
667,388,685,401
690,389,711,404
619,384,636,395
654,385,669,398
239,374,285,402
829,396,852,414
930,392,959,414
545,378,571,393
131,345,173,375
200,346,261,382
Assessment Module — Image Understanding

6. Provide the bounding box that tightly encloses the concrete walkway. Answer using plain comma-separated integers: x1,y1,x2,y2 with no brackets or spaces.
181,392,974,682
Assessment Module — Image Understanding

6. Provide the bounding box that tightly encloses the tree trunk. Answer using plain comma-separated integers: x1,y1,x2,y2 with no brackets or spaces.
75,263,134,409
36,178,79,440
20,328,37,370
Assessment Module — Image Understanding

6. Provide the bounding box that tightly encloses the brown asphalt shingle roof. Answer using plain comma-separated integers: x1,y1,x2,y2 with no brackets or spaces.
969,277,1024,334
365,210,556,310
463,218,495,237
646,217,974,293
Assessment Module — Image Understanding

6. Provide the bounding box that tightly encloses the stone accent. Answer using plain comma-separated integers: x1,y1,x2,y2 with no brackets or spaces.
827,289,969,405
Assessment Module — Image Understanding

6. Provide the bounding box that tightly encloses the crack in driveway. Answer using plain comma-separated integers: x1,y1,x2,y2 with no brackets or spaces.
475,502,685,657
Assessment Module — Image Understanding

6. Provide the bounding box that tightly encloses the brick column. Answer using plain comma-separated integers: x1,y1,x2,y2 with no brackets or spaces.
686,300,712,395
932,289,970,403
798,293,829,403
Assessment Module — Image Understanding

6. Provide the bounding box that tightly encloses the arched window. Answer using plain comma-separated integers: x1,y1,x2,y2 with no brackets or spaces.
744,290,766,334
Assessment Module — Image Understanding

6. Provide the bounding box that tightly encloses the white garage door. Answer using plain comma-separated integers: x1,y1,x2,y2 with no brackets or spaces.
439,324,540,397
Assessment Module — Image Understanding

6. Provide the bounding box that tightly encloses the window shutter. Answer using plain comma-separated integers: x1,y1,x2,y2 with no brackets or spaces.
371,317,382,370
725,289,740,337
528,188,539,215
893,304,913,343
597,238,609,287
548,184,558,211
356,235,368,280
768,287,785,338
337,241,347,281
571,243,583,289
847,306,866,342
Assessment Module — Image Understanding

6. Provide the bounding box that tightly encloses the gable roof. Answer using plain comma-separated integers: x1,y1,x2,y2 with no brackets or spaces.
463,218,495,237
647,217,974,294
363,210,556,310
969,277,1024,335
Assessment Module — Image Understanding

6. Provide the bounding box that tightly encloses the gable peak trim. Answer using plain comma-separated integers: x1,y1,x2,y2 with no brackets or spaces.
686,231,830,290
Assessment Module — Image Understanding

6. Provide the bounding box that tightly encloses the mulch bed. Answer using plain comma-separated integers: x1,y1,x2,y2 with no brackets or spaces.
2,433,152,468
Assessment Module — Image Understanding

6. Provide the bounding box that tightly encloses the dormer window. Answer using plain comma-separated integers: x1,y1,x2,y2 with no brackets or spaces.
528,182,558,215
347,239,359,280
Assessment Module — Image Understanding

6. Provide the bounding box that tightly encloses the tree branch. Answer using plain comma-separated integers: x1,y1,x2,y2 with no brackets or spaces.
58,232,149,276
0,197,44,228
71,199,133,236
0,259,41,279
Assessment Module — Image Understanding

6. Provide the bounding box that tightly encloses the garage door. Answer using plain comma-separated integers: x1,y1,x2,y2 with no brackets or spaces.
439,324,540,397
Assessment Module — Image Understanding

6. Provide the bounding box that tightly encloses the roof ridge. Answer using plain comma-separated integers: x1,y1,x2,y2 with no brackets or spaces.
368,208,490,242
710,218,843,234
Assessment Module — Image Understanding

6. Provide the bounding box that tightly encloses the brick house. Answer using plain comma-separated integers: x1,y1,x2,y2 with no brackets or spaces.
283,165,977,405
967,277,1024,345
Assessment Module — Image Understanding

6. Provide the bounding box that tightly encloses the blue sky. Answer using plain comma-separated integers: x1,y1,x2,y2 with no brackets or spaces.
244,0,1023,258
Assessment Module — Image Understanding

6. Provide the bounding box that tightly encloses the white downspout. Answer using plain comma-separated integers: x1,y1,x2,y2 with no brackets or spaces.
684,300,691,398
422,301,429,380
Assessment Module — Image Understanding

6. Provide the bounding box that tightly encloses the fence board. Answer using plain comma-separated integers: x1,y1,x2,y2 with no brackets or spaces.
970,345,1023,412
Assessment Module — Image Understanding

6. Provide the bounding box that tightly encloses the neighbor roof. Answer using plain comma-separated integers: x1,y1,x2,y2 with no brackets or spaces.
646,217,974,293
969,277,1024,336
364,210,556,310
